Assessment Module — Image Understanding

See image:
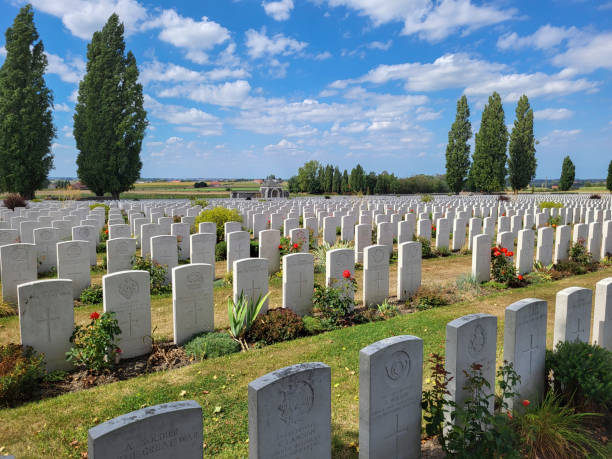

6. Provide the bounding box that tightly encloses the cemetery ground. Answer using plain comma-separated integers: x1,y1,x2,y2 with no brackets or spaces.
0,248,611,457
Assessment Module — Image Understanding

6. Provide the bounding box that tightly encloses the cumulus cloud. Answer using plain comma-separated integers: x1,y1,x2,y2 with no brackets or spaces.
245,28,308,59
552,32,612,75
30,0,148,39
497,25,578,51
263,138,303,156
158,80,251,107
262,0,294,21
45,52,86,83
539,129,582,146
144,94,222,135
534,108,574,121
55,103,72,112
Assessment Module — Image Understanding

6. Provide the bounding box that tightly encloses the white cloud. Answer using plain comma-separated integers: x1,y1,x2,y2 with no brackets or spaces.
205,67,251,81
0,46,6,57
314,51,333,60
30,0,148,39
367,40,393,51
139,61,203,85
158,80,251,107
55,103,71,112
539,128,582,146
497,25,578,51
262,0,294,21
534,108,574,121
245,28,307,59
144,95,222,135
143,9,230,63
45,52,85,83
263,138,303,156
323,0,515,42
552,32,612,75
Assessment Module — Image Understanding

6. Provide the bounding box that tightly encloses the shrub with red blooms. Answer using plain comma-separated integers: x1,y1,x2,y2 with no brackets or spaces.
490,246,524,287
66,311,122,372
278,236,300,256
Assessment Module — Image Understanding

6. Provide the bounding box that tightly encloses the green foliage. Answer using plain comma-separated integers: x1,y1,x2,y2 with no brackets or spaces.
511,391,605,459
546,341,612,410
249,239,259,257
74,14,147,199
312,280,356,327
538,201,563,209
0,344,45,407
183,332,240,360
415,236,433,258
190,198,208,207
66,311,122,372
302,315,327,334
54,179,71,189
445,95,472,194
421,194,433,202
193,181,208,188
0,5,55,200
227,292,270,350
559,155,576,191
215,241,227,261
417,294,448,311
491,246,522,286
508,95,536,192
547,215,561,227
607,160,612,192
421,353,452,448
131,255,171,295
396,175,449,194
469,92,508,192
79,284,103,304
195,206,242,242
376,299,399,318
89,203,110,217
246,308,306,345
3,193,26,210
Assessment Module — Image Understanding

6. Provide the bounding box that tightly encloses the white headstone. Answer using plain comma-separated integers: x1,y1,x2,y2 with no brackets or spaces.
553,286,592,346
106,238,136,274
282,253,314,316
233,257,269,313
172,264,214,345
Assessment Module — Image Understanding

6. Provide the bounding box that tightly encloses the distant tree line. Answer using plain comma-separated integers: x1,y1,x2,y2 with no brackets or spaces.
287,160,448,195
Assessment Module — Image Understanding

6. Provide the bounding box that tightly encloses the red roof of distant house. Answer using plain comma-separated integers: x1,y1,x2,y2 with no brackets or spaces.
208,181,222,187
72,182,89,190
254,179,263,184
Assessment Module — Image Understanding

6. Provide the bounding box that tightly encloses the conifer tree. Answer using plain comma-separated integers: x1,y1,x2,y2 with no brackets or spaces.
508,95,536,193
332,166,341,193
74,14,147,199
341,170,349,193
0,5,55,199
559,156,575,191
445,95,472,194
469,92,508,192
607,160,612,193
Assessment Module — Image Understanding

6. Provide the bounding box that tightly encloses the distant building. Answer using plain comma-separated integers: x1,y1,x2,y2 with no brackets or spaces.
253,179,264,184
230,178,288,199
71,182,89,190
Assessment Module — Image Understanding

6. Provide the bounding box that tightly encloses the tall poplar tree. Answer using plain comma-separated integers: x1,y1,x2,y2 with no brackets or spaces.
0,5,55,199
469,92,508,192
559,156,575,191
607,160,612,193
445,95,472,194
508,95,536,193
74,14,147,199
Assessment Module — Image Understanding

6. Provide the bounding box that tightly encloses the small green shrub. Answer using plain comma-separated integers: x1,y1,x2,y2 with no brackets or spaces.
312,280,356,327
303,315,327,334
79,284,103,304
415,236,433,258
421,194,433,203
89,203,110,218
546,341,612,410
3,193,27,210
416,294,448,311
491,246,523,286
66,311,122,372
190,198,208,207
215,241,227,261
132,256,171,295
538,201,563,209
249,239,259,257
246,308,306,345
0,344,45,407
376,299,399,318
228,292,270,350
184,332,240,360
195,206,242,242
96,241,106,253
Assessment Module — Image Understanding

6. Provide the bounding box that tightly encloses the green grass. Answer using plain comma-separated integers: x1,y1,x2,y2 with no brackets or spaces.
0,267,610,458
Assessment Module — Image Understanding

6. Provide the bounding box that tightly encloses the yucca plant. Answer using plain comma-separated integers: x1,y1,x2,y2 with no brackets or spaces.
511,391,604,459
312,240,354,272
228,292,270,351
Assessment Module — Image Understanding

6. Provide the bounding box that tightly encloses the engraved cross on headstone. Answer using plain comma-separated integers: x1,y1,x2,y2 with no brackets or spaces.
384,413,410,459
375,270,386,290
36,306,62,342
297,270,309,297
521,334,538,375
572,318,584,342
246,278,262,301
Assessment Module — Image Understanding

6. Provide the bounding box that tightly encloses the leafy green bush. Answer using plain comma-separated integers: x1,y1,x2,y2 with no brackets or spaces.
184,332,240,360
546,341,612,410
376,299,399,318
195,206,242,242
193,182,208,189
246,308,306,345
132,256,171,295
250,239,259,257
190,198,208,207
421,194,433,202
415,236,433,258
228,292,270,350
79,284,103,304
215,241,227,261
0,344,45,407
491,246,523,286
312,279,356,327
3,193,26,210
96,241,106,253
416,294,448,311
66,311,122,372
303,315,327,334
538,201,563,209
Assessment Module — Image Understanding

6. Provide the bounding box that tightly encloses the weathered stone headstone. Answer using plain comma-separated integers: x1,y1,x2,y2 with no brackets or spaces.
553,286,592,346
435,217,450,250
452,218,466,251
57,240,91,299
503,298,547,410
377,222,394,256
363,244,389,307
233,257,269,313
553,225,571,264
354,223,371,263
151,235,178,284
471,234,491,283
190,233,216,273
108,224,131,240
106,237,136,274
88,400,203,459
282,253,314,316
34,227,59,274
592,277,612,350
417,218,431,241
587,221,602,262
141,223,163,258
171,223,190,261
1,243,37,303
248,362,331,459
260,229,281,274
224,221,242,240
72,225,98,266
172,263,214,345
397,241,421,301
18,279,74,371
226,230,250,272
290,227,309,253
103,270,152,358
359,335,423,459
323,216,338,246
516,229,534,275
398,217,415,244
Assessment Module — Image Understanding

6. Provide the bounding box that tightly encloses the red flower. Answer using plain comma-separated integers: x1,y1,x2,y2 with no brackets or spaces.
501,247,507,254
90,312,100,320
508,251,514,257
342,270,351,279
267,220,270,224
522,400,530,407
502,213,506,216
292,243,299,249
518,274,524,280
507,412,513,419
278,244,283,249
104,229,108,234
494,251,500,257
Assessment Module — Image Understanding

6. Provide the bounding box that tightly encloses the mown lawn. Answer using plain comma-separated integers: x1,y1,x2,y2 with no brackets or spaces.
0,267,610,458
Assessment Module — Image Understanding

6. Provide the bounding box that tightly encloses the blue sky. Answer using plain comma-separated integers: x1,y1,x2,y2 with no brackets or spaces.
0,0,610,179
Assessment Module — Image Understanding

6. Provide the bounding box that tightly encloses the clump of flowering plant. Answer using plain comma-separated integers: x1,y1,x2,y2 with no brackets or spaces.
491,246,526,287
278,236,300,256
66,311,122,372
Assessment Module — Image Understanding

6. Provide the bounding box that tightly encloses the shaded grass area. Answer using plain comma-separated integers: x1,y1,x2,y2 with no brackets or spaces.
0,268,610,458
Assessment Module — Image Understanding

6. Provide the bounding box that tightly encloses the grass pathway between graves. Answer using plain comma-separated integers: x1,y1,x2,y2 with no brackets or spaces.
0,267,610,458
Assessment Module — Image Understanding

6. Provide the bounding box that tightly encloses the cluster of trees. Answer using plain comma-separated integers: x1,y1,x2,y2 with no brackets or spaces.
0,6,146,200
445,93,537,194
287,161,401,195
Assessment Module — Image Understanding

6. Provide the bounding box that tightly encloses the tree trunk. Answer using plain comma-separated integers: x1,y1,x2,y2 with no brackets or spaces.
111,191,120,200
21,190,34,200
